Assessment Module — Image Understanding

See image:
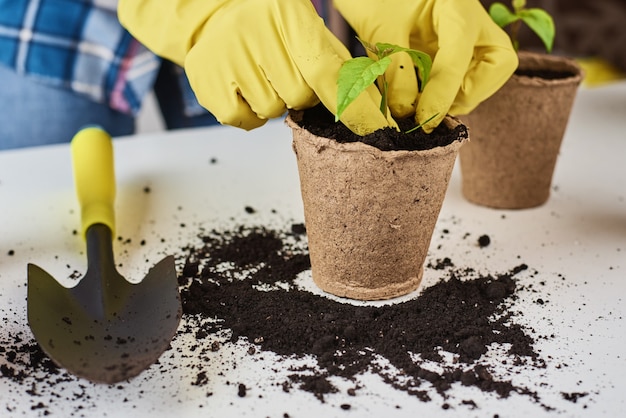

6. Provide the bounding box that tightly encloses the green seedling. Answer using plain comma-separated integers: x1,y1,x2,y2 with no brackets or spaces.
489,0,555,53
336,38,434,133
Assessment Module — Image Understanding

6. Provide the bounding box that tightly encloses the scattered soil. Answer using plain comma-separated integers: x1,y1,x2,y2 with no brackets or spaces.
296,104,467,151
1,220,589,414
561,392,588,403
478,234,491,248
177,223,547,407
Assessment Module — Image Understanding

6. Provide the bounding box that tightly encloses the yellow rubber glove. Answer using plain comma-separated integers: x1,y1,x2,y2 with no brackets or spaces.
334,0,518,132
118,0,394,135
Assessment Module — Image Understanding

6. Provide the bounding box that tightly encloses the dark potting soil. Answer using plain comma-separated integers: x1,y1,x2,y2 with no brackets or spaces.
515,68,578,81
478,234,491,248
178,223,548,406
296,104,467,152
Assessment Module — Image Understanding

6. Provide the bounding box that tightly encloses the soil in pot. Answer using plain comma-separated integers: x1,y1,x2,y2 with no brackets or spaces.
287,106,468,300
297,104,466,151
459,51,584,209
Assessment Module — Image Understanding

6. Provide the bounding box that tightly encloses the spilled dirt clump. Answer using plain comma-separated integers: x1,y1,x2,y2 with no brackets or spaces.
178,224,546,406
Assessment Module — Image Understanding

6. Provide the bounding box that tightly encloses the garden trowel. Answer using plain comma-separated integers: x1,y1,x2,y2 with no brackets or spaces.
27,127,181,384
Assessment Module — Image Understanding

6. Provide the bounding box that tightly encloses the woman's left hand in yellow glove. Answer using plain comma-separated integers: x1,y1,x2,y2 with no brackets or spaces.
334,0,519,132
118,0,394,135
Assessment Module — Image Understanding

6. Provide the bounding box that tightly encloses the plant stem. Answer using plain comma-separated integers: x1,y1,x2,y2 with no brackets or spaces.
378,76,389,118
510,19,522,51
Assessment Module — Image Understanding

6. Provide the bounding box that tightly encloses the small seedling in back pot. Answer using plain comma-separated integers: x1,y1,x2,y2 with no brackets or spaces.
336,38,437,133
489,0,555,53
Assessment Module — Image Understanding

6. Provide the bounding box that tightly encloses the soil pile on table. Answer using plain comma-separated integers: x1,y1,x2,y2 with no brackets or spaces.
1,222,566,413
179,223,545,406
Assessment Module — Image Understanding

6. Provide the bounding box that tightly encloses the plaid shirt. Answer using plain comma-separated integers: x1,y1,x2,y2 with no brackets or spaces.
0,0,163,115
0,0,336,116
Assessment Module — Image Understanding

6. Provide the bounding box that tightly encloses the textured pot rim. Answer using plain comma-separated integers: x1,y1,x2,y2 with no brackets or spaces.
512,50,585,87
285,110,468,161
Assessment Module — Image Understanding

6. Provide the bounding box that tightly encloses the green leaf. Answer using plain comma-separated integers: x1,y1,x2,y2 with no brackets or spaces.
520,8,555,53
336,56,391,121
489,3,520,28
404,49,432,89
374,43,432,90
405,112,439,134
374,42,409,58
512,0,526,13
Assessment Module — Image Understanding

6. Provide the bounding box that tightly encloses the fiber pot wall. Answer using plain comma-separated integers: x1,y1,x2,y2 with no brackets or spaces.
287,112,467,300
459,51,583,209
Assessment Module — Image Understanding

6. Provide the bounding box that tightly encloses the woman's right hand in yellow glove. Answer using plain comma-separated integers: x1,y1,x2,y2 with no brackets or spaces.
118,0,393,135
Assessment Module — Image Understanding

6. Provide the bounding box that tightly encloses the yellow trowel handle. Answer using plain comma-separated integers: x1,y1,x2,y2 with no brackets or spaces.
70,126,116,240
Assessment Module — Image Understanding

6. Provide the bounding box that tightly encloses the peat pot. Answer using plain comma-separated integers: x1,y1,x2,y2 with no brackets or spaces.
459,51,584,209
287,111,468,300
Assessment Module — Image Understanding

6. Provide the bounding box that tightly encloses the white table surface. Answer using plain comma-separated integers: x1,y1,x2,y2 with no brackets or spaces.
1,82,625,417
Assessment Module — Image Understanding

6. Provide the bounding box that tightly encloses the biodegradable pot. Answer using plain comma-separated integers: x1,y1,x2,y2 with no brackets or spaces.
459,51,584,209
287,111,468,300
